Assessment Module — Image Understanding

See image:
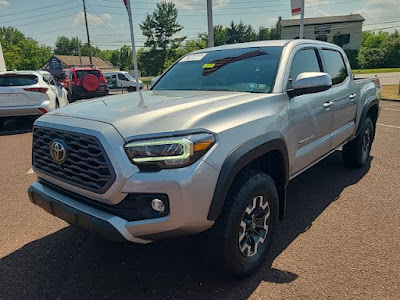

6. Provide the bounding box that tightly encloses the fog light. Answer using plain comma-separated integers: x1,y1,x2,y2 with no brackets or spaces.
151,198,165,212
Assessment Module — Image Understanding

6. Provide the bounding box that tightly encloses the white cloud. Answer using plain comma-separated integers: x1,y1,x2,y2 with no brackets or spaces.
0,1,10,7
72,12,113,27
356,0,400,31
171,0,229,10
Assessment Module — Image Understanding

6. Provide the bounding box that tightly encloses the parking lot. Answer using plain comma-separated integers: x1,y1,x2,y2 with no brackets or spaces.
0,99,399,299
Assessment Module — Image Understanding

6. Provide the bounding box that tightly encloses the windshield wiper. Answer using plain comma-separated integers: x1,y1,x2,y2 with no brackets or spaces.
202,49,268,77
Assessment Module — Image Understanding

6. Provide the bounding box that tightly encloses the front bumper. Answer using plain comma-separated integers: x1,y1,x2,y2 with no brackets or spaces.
29,158,219,242
28,182,151,243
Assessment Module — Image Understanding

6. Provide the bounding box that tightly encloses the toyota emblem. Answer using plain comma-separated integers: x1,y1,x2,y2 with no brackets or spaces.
49,140,67,164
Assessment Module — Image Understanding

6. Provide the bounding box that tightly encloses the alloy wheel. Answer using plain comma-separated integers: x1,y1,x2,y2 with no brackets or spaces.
238,195,270,257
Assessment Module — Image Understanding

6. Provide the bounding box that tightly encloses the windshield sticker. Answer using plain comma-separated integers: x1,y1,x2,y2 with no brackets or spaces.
202,63,215,69
247,83,269,91
180,53,207,62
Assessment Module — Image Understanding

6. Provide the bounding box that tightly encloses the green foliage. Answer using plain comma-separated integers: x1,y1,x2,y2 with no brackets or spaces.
0,27,52,70
139,1,186,74
199,20,280,47
54,36,80,55
358,31,400,69
54,36,102,58
344,50,359,69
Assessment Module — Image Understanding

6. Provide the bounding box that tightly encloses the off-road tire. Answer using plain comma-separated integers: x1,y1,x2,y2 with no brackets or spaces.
207,171,279,277
342,117,374,168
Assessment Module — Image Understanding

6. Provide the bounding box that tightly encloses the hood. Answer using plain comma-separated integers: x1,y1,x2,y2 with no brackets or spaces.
49,90,274,139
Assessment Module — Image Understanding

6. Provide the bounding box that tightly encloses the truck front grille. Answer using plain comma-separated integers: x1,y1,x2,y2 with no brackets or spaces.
32,126,115,193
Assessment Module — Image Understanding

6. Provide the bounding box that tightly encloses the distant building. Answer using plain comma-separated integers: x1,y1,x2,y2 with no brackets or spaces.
280,14,365,51
42,55,119,76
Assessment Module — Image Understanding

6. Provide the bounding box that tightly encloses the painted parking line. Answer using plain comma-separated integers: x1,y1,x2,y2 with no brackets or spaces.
377,123,400,129
26,168,34,175
380,103,400,108
381,108,400,112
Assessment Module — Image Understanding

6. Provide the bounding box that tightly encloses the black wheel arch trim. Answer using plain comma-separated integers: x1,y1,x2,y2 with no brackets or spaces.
355,98,379,137
207,131,289,221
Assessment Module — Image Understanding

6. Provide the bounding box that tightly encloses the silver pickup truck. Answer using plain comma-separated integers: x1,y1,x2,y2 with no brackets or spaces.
28,40,381,276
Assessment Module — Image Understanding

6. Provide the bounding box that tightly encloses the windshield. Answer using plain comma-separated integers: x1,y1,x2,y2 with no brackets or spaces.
124,73,135,81
0,74,38,86
75,70,101,78
153,46,283,93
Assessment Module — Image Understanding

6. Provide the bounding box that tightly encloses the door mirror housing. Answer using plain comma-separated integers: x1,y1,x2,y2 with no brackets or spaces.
288,72,332,97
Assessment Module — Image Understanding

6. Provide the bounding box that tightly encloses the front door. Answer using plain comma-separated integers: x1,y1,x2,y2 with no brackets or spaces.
285,47,333,176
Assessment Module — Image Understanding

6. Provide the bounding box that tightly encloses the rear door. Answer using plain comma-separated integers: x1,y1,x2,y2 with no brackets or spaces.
286,47,333,175
320,49,356,148
0,74,42,107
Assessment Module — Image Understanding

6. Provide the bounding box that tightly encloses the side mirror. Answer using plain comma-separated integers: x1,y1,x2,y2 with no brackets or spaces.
288,72,332,97
151,76,160,87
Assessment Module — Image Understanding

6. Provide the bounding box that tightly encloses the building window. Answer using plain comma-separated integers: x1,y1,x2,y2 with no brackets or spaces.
316,35,328,42
332,34,350,47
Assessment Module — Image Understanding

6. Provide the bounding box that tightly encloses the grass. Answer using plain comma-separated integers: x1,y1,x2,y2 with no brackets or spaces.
140,76,155,85
381,85,400,100
353,68,400,74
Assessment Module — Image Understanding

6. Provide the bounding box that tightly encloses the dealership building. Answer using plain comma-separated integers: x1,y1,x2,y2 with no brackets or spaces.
280,14,365,50
42,55,119,77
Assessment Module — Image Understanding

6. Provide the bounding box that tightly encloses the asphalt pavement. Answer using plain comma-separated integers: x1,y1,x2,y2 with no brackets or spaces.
354,72,400,85
0,100,399,299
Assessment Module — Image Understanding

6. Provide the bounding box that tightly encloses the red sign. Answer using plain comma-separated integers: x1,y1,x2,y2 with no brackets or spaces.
291,0,302,16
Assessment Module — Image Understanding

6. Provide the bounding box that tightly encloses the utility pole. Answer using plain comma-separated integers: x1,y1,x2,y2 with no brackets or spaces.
125,0,144,107
82,0,93,66
299,0,305,39
207,0,214,47
77,37,82,66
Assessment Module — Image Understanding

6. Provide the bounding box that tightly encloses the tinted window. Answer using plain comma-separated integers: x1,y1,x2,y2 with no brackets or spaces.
322,50,348,85
290,49,321,83
75,70,101,78
0,74,38,86
153,46,283,94
118,73,126,80
60,72,67,80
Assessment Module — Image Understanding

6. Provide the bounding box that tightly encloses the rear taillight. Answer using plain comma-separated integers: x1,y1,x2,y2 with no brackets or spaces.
38,108,47,114
24,87,48,93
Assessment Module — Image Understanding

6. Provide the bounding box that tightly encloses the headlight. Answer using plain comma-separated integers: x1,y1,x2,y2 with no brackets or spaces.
125,133,216,169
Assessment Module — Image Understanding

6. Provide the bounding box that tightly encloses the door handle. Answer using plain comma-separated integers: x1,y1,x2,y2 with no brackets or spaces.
323,101,334,109
349,94,357,100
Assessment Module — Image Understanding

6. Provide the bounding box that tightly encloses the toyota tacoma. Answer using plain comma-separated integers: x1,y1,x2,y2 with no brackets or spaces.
28,40,381,276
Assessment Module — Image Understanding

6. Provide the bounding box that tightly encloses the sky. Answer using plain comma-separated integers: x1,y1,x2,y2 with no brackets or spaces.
0,0,399,50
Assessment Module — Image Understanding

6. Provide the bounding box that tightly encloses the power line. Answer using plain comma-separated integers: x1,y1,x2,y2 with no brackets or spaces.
0,0,79,19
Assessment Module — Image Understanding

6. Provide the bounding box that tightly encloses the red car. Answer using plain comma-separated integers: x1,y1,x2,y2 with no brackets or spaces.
59,67,108,102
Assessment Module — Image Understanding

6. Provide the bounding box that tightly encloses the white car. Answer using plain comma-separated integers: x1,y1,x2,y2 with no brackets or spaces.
0,70,68,129
103,71,144,92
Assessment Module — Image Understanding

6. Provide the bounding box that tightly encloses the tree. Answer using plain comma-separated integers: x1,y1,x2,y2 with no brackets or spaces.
358,31,400,69
199,21,280,47
80,43,101,57
0,27,52,70
199,25,228,46
54,36,80,55
140,1,186,74
226,21,257,44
